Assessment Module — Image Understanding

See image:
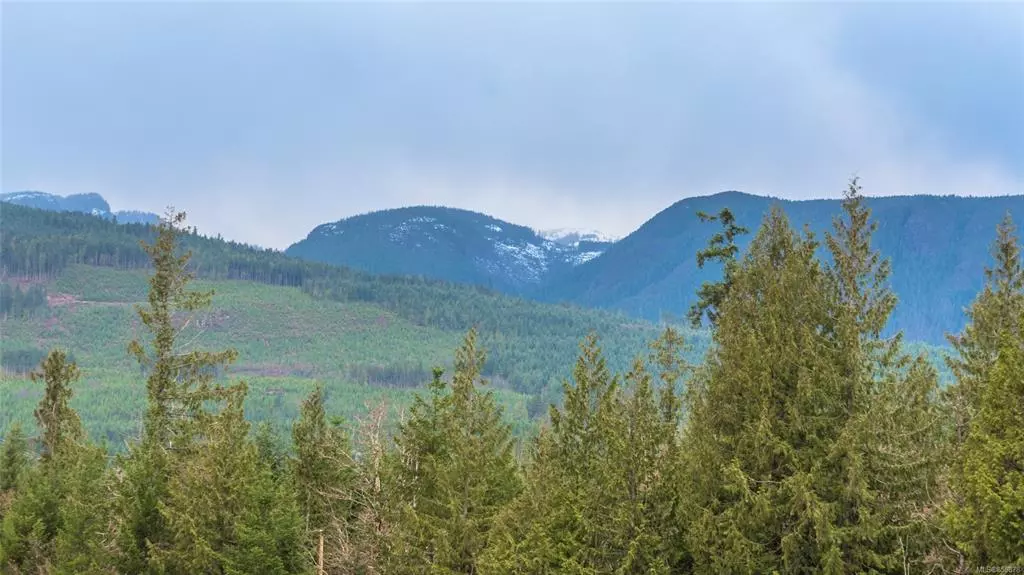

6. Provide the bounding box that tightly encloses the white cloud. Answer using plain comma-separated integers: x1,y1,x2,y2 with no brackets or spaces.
3,2,1021,249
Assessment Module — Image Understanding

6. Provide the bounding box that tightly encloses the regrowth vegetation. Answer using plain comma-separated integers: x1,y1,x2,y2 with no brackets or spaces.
1,179,1021,574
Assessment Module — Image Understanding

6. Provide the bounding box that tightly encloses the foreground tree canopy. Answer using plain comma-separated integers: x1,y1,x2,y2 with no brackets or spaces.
1,180,1021,574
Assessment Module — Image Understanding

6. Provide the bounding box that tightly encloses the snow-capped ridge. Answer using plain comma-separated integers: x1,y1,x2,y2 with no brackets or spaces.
289,205,619,295
1,190,160,224
537,227,620,246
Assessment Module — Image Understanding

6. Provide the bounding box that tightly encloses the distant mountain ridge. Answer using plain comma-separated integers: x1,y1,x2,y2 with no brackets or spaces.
538,228,621,246
10,188,1020,345
286,206,616,293
292,191,1024,345
0,190,160,224
537,191,1024,344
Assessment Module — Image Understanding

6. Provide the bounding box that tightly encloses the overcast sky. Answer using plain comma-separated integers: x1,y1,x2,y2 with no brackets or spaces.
3,1,1022,249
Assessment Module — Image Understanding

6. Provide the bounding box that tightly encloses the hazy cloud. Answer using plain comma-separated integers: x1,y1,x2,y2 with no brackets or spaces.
3,1,1022,248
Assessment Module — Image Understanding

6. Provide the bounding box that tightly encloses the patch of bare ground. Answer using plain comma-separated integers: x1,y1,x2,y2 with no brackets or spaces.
194,310,230,330
47,293,137,309
47,292,80,307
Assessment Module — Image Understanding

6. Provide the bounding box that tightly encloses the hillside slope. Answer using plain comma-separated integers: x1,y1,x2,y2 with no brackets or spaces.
537,192,1024,344
286,192,1024,344
285,206,614,293
0,202,956,443
2,203,679,396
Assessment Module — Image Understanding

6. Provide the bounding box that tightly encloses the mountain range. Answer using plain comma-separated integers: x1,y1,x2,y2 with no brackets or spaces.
5,189,1023,344
536,192,1024,344
284,192,1024,344
0,191,160,224
0,201,955,442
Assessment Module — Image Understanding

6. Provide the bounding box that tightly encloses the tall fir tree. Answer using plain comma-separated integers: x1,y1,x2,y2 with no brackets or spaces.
946,213,1024,442
148,384,306,575
0,424,28,540
0,350,111,573
947,327,1024,567
945,214,1024,569
683,207,831,573
111,210,279,573
484,331,688,573
31,350,83,462
820,179,943,571
388,328,521,574
683,186,943,573
0,423,28,495
291,384,359,569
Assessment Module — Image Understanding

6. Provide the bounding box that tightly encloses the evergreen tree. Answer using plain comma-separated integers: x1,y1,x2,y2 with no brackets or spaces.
111,210,257,573
821,179,944,571
683,188,943,573
254,421,289,479
946,213,1024,441
944,215,1024,568
947,328,1024,567
51,442,114,574
0,465,55,572
683,207,832,573
389,328,521,573
31,350,83,462
484,331,688,573
291,384,359,571
484,334,620,572
148,384,306,574
292,385,358,537
0,423,28,494
1,350,111,573
689,208,749,328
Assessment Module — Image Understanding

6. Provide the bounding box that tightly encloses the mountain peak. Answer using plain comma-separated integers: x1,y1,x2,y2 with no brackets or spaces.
288,206,616,293
537,228,620,246
1,190,159,224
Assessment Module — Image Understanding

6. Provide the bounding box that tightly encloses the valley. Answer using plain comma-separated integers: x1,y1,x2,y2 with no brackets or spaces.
0,194,970,447
4,5,1021,570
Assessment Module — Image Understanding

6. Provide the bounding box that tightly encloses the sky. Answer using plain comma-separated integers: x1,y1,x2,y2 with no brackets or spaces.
3,1,1022,249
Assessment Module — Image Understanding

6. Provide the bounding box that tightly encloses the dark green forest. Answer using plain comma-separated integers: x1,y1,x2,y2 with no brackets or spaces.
1,182,1022,573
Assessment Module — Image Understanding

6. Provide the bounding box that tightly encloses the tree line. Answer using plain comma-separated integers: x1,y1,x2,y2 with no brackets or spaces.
0,284,47,319
0,180,1021,573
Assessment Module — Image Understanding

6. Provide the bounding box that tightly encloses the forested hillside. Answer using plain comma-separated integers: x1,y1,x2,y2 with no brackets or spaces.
286,205,613,293
285,192,1022,345
0,200,957,443
12,190,1022,346
1,182,1020,573
1,202,692,441
540,191,1024,344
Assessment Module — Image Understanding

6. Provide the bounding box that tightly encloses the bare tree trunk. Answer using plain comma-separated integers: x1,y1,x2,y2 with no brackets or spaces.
318,530,325,575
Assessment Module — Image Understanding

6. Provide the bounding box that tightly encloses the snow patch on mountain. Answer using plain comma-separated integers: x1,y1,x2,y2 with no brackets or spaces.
290,206,620,295
537,228,620,246
493,240,550,283
572,251,604,265
1,191,160,225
